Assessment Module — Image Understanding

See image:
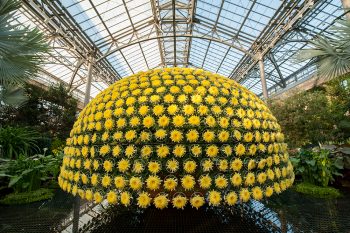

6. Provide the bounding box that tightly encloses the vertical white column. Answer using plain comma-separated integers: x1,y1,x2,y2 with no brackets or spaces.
84,57,94,106
259,56,268,100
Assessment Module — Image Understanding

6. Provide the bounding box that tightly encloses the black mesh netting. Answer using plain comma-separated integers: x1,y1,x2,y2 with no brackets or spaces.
1,189,350,233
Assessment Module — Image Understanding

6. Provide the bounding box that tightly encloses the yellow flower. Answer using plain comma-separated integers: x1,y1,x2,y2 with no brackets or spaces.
99,145,110,156
218,130,229,142
102,175,111,187
233,130,241,141
203,130,215,142
202,159,213,172
242,118,252,129
239,188,250,202
191,145,202,157
158,115,170,127
146,175,161,191
265,186,274,197
215,175,228,189
248,144,257,156
148,161,161,174
218,159,228,171
206,145,219,157
235,144,245,156
188,115,200,126
248,159,256,170
170,130,183,142
153,105,164,116
183,160,197,173
257,172,267,184
132,161,144,173
155,129,167,140
186,129,199,142
167,104,178,115
223,145,233,156
243,132,254,142
113,132,123,141
258,159,266,169
181,175,195,190
94,192,103,203
129,176,143,190
104,119,114,130
208,190,221,206
138,105,149,115
154,194,169,209
107,191,117,204
85,190,93,201
199,175,212,189
114,176,126,189
198,105,209,115
120,191,131,206
143,116,155,128
112,145,121,157
103,160,113,172
173,145,186,157
230,158,243,171
116,118,126,128
157,145,170,158
101,132,109,141
205,115,216,127
137,192,151,208
190,195,205,209
250,186,263,201
164,94,174,103
274,182,281,193
166,159,179,173
225,192,238,206
245,172,255,186
205,95,216,105
125,145,136,157
219,117,229,128
183,104,195,116
191,94,202,104
93,160,99,170
231,173,242,186
236,108,246,118
114,107,124,116
84,159,91,170
118,159,130,172
172,195,187,209
129,117,140,127
125,130,137,141
173,115,185,127
164,177,178,191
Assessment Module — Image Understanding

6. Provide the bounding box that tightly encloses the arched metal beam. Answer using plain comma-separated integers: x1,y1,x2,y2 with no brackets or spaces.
96,34,256,63
68,59,84,91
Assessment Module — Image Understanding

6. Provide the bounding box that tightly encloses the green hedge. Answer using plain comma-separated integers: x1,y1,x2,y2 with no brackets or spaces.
0,188,55,205
294,182,341,199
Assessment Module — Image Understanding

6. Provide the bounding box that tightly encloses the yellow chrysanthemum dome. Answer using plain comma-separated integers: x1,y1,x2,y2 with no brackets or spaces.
58,67,294,209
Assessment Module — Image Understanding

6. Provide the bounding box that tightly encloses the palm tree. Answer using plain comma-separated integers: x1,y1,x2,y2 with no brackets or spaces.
0,0,48,107
297,19,350,80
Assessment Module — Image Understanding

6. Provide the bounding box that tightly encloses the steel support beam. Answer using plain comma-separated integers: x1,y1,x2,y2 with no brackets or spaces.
259,56,268,100
84,58,94,106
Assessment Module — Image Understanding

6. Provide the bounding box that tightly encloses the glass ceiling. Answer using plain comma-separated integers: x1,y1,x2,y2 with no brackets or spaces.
17,0,345,103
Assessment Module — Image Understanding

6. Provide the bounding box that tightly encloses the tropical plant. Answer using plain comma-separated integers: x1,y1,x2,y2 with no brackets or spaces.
0,0,49,107
297,19,350,79
0,152,63,192
0,126,40,159
290,148,343,187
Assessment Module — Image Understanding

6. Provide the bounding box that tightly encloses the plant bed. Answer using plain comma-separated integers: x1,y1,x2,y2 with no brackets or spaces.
0,188,55,205
294,182,341,199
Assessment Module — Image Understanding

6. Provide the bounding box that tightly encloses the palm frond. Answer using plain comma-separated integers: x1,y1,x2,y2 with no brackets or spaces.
297,19,350,80
0,84,28,107
0,0,49,85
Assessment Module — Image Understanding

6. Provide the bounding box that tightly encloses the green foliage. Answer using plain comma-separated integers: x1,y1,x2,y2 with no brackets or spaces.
0,83,78,139
294,182,341,198
269,75,350,147
0,126,40,159
290,148,343,187
297,19,350,79
0,152,63,192
0,188,54,205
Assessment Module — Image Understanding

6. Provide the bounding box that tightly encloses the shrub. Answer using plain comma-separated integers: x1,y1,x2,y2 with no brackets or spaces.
0,188,54,205
294,182,341,198
0,126,40,159
0,152,63,192
290,148,343,187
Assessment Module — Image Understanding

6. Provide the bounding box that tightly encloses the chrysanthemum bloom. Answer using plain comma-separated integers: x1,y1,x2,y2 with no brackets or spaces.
58,67,294,208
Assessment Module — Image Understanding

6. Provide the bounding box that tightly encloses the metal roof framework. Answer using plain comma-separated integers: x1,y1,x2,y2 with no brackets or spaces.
17,0,346,102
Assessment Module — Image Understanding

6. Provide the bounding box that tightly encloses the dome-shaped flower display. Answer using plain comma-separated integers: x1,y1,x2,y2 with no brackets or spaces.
58,67,294,209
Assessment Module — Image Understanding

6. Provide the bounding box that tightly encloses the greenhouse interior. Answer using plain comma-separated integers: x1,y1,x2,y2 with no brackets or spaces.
0,0,350,232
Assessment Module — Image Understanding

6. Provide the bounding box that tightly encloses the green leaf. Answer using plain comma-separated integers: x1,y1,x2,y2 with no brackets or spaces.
8,176,21,187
